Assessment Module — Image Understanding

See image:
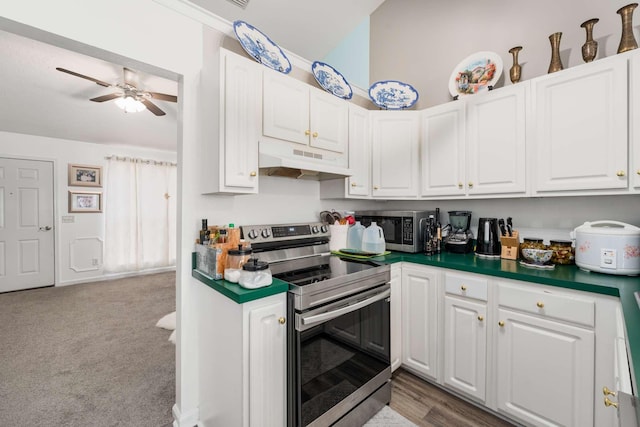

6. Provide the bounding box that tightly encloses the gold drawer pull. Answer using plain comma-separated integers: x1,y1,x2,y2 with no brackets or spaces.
305,130,310,136
249,171,257,177
312,132,318,138
603,386,616,397
468,182,474,188
536,301,544,308
461,285,467,291
616,170,626,177
478,315,484,322
278,317,286,325
373,186,379,190
351,182,357,187
498,321,505,327
604,397,618,408
458,182,463,189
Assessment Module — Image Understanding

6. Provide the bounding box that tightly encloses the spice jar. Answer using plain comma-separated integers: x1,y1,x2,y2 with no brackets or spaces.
520,237,546,259
549,240,575,265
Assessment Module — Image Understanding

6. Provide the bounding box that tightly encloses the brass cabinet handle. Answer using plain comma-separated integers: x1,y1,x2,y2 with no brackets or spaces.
616,170,626,177
351,182,357,187
278,317,286,325
604,397,619,409
603,386,616,397
498,321,505,327
374,186,379,190
636,170,640,175
249,171,257,177
305,130,311,136
458,182,463,189
312,132,318,138
478,315,484,322
536,301,544,308
461,285,467,291
468,182,474,188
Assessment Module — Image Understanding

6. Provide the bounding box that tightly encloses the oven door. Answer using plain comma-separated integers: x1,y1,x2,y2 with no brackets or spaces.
288,284,391,427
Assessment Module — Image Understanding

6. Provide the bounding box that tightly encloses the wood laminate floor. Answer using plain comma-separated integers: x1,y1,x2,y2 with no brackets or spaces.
389,368,516,427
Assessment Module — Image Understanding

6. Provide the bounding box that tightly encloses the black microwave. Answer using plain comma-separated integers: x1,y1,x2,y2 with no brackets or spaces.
354,210,435,253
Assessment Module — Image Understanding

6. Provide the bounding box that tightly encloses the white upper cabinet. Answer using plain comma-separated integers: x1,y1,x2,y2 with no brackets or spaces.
465,83,527,196
263,70,348,153
532,55,628,193
630,53,640,191
420,102,466,197
347,104,371,197
203,49,261,195
371,111,420,198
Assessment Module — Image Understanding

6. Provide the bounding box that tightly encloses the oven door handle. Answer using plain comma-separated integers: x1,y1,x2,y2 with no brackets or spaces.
300,288,390,327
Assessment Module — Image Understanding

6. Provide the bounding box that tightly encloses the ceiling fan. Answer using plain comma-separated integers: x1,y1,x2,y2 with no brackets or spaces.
56,66,177,116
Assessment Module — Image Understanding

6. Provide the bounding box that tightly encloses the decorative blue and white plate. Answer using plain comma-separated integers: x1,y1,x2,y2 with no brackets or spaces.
368,80,419,109
233,20,292,74
449,51,503,97
311,61,353,99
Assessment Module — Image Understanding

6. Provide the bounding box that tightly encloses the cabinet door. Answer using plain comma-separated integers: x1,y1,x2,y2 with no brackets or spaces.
631,53,640,190
248,296,286,427
421,102,466,197
495,308,595,427
309,89,348,153
466,84,527,196
402,265,439,380
223,52,261,190
263,70,309,145
443,295,487,403
371,111,420,198
347,104,371,196
532,56,628,193
390,264,402,371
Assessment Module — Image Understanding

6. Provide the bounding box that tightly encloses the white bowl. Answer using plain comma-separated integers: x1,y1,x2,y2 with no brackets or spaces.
521,248,553,265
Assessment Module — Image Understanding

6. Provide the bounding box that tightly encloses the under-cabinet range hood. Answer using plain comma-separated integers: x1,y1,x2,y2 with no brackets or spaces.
259,140,352,180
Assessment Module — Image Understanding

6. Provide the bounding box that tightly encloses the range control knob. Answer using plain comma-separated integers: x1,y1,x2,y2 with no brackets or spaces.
247,229,258,240
311,225,319,234
261,228,271,238
320,225,328,233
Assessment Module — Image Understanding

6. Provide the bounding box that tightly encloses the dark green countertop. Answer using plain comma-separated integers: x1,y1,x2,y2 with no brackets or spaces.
372,251,640,395
191,253,289,304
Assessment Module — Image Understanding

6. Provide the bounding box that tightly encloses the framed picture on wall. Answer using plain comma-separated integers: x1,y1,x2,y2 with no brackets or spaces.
69,191,102,213
68,164,102,187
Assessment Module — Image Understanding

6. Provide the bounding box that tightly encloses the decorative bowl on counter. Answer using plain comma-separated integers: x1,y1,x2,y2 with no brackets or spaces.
521,248,554,265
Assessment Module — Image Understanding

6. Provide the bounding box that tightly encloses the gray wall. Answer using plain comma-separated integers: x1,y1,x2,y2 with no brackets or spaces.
371,0,637,109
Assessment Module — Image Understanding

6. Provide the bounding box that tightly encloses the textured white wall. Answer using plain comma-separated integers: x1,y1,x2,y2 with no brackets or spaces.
371,0,638,109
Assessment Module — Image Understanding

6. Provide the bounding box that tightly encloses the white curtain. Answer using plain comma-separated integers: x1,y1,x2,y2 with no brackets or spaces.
104,157,177,273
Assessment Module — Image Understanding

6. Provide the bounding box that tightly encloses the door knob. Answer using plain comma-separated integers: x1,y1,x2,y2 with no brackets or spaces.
498,321,505,327
478,315,484,322
278,317,286,325
249,171,257,177
39,226,52,231
305,130,311,136
312,132,318,138
468,182,474,188
616,170,626,177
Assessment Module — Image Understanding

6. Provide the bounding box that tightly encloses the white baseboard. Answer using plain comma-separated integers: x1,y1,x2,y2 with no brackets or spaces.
173,403,199,427
57,266,176,287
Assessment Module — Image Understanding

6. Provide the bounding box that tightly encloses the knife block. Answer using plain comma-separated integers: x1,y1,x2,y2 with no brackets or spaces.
500,230,519,260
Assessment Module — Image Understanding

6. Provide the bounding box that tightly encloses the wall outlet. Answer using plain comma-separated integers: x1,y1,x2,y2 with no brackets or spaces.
62,216,74,223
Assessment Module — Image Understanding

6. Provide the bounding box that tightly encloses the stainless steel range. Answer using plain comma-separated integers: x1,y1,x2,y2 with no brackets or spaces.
240,222,392,427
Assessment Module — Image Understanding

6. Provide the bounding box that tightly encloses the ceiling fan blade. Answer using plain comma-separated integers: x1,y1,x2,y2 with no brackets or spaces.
148,92,178,103
56,67,112,87
141,98,166,116
90,93,122,102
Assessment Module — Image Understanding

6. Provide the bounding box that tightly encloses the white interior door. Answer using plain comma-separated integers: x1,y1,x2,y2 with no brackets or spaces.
0,158,54,292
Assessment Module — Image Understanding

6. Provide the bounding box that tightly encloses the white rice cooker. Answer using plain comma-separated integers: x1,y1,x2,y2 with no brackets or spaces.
570,220,640,276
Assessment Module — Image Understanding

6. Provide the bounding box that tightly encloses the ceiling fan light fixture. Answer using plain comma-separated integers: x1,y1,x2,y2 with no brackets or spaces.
115,95,146,113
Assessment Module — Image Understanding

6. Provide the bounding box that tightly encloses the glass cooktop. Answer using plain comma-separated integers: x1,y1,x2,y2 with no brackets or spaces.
274,255,379,287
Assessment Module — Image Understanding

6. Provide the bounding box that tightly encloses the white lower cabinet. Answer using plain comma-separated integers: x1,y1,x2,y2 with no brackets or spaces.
401,264,439,381
495,307,595,427
442,271,488,403
394,263,629,427
197,286,286,427
390,263,402,371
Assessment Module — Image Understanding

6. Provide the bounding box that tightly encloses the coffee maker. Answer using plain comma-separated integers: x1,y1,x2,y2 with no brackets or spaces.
444,211,474,253
475,218,501,258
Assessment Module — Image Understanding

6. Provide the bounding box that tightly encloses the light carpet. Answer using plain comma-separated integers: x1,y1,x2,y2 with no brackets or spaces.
364,405,417,426
0,271,175,427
